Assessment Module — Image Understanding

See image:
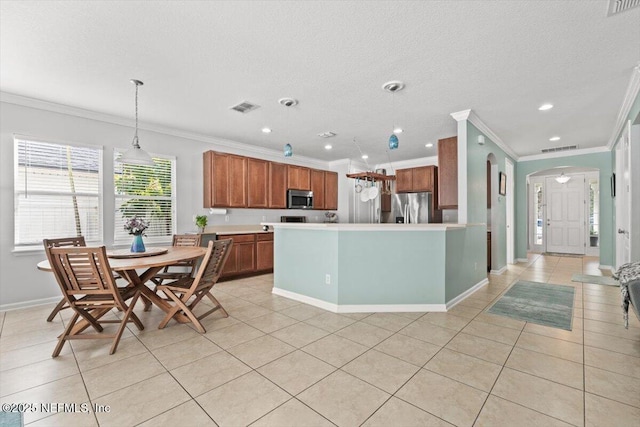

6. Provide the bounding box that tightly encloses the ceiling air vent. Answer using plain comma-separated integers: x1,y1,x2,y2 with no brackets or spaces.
317,132,337,138
607,0,640,16
229,101,260,113
541,145,578,153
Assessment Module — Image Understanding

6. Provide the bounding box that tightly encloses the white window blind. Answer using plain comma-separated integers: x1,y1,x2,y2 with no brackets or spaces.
114,151,175,243
14,138,102,246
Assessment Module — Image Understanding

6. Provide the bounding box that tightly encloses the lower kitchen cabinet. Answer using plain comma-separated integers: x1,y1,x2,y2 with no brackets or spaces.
219,233,273,279
256,233,274,271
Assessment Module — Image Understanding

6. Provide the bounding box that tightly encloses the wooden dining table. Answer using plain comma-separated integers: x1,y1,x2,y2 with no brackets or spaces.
37,246,207,331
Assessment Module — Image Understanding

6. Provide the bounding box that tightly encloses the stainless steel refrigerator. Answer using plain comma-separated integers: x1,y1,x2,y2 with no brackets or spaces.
383,192,432,224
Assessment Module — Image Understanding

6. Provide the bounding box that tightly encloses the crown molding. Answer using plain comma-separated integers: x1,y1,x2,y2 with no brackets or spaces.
450,108,518,161
607,64,640,150
0,91,329,169
518,145,610,162
374,156,438,172
450,109,471,122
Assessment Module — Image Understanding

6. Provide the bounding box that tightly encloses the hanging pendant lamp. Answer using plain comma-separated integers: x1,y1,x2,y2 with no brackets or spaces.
119,79,154,166
383,81,404,151
279,98,297,158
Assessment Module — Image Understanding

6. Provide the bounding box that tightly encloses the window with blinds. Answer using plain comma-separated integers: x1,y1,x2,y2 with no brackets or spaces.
114,151,175,243
14,138,102,246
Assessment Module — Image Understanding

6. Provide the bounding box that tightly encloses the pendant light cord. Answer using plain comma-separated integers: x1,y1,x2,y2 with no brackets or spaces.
133,82,139,148
352,137,371,170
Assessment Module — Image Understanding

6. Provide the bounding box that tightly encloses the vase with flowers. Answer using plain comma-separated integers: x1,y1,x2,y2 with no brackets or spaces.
124,216,149,253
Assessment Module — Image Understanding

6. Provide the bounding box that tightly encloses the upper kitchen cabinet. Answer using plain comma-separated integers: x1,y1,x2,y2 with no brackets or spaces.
395,169,413,193
395,166,437,193
203,151,247,208
437,136,458,209
310,169,325,209
287,165,311,190
268,162,287,208
247,158,269,208
324,171,338,210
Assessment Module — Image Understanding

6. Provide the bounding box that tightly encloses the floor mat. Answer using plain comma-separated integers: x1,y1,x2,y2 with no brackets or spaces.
571,273,618,286
488,281,575,331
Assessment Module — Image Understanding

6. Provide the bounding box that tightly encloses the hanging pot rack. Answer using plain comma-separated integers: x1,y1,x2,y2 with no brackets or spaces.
345,171,396,182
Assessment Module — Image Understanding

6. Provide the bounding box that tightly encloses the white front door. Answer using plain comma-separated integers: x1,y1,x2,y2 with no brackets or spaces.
616,124,631,267
546,174,585,254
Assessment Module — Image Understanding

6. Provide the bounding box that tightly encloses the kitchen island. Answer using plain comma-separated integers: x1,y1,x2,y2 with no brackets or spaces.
263,223,488,312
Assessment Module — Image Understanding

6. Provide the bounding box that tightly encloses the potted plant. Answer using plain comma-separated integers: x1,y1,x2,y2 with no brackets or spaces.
195,215,208,233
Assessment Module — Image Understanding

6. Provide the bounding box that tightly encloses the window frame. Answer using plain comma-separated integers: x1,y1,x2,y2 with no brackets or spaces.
12,134,104,251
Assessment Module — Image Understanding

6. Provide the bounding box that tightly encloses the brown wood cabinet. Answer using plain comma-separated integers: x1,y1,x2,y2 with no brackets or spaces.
204,151,337,210
287,165,311,190
395,169,413,193
395,166,437,193
203,151,247,208
221,234,256,277
256,233,274,271
247,158,268,208
437,136,458,209
310,169,325,210
269,162,287,208
324,171,338,210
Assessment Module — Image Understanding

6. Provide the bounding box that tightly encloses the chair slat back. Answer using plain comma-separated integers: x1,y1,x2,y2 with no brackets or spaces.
47,246,120,299
187,239,232,296
173,234,202,247
43,236,86,249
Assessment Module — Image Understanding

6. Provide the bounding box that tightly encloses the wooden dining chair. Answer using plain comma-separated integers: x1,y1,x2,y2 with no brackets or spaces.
151,234,203,286
46,245,144,357
156,239,232,333
43,237,87,322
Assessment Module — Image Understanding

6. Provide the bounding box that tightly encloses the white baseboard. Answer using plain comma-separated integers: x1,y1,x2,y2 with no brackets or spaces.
271,288,447,313
599,265,615,273
0,296,59,313
516,258,529,263
445,278,489,310
490,266,507,275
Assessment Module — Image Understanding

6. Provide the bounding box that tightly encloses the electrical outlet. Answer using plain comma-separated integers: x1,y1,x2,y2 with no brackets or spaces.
474,262,478,271
225,215,229,222
262,215,266,221
325,274,331,285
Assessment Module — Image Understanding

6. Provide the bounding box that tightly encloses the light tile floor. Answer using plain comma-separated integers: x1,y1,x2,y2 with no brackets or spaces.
1,254,639,426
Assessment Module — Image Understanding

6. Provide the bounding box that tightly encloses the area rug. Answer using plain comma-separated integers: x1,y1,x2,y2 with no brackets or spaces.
571,274,618,287
488,281,575,330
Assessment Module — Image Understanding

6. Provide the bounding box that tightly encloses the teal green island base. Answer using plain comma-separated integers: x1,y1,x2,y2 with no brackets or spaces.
264,223,489,313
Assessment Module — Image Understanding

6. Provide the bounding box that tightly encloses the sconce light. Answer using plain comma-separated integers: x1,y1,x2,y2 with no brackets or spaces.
477,135,486,145
555,172,571,184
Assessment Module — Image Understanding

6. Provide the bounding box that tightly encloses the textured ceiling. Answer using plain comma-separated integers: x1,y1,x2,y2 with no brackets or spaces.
1,1,639,165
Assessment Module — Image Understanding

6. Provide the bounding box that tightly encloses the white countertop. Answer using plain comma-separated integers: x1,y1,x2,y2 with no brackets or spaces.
261,222,484,231
202,225,272,235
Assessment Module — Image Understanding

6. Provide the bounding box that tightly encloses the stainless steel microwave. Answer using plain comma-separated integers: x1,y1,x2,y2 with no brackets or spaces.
287,190,313,209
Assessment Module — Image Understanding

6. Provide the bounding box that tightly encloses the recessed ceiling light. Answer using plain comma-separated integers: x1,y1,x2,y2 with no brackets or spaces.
261,127,272,133
393,128,403,134
425,143,433,148
549,136,561,141
324,144,332,150
538,103,554,111
361,154,368,160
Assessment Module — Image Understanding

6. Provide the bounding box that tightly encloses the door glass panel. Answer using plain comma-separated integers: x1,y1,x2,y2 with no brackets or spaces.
589,179,599,247
534,183,543,245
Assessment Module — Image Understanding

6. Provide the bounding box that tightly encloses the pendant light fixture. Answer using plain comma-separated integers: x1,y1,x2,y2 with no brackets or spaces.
118,79,154,166
382,81,404,150
555,172,571,184
279,98,297,158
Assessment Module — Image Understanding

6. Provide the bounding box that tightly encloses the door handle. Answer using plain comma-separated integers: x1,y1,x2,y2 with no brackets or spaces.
618,228,626,234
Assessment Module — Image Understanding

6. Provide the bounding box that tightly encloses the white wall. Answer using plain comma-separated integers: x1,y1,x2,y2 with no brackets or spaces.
0,99,341,308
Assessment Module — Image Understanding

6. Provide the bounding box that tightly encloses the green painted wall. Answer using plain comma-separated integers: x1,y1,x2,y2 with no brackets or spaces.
466,122,515,271
515,152,614,265
445,225,487,301
337,231,447,304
